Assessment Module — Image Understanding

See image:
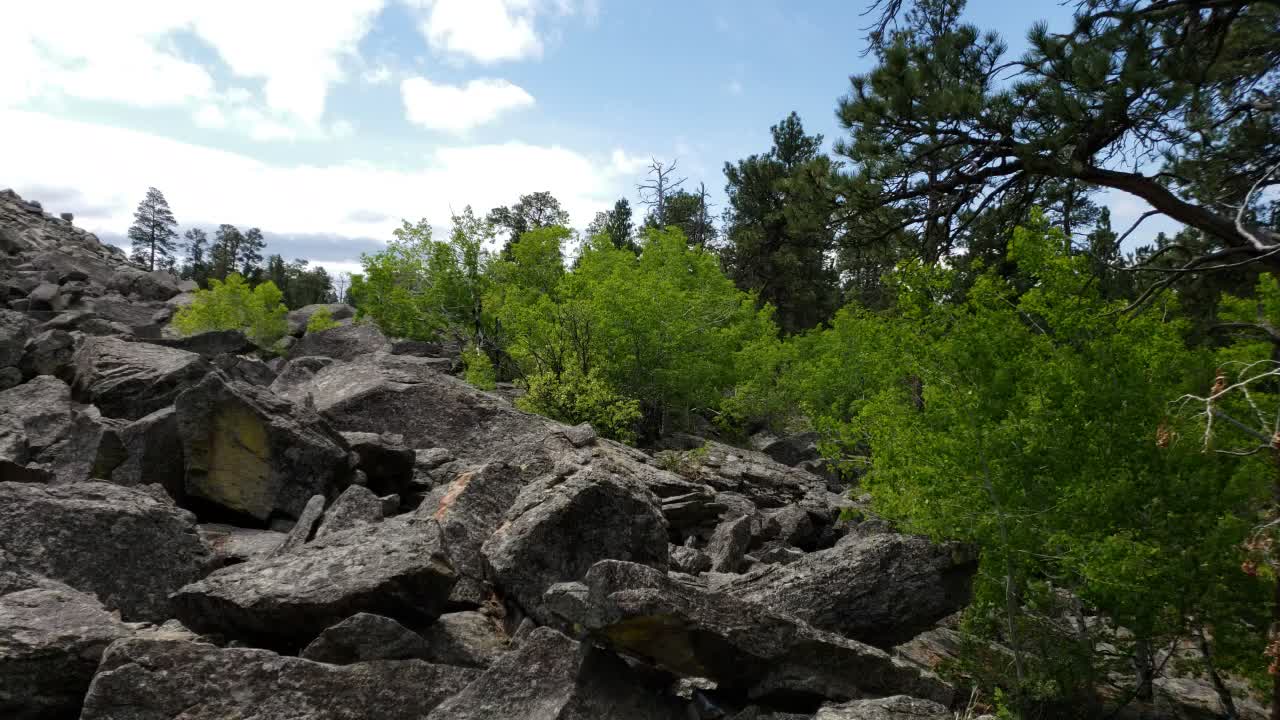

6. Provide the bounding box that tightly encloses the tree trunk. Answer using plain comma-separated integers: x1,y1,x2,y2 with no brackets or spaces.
1196,625,1240,720
1133,637,1154,702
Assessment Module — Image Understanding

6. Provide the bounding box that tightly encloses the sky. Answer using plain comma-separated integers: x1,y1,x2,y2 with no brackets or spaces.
0,0,1177,278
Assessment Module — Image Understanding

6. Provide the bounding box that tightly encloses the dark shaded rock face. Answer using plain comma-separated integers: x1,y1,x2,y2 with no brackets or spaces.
482,465,670,624
426,626,685,720
71,336,208,420
92,406,185,501
80,637,479,720
545,560,953,707
814,696,952,720
286,321,390,361
171,515,456,650
175,373,352,522
0,481,209,622
0,375,104,483
0,586,132,720
146,329,255,357
300,612,431,664
719,533,976,649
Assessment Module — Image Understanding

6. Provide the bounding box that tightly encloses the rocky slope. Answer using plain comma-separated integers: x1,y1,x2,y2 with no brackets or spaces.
0,187,1258,719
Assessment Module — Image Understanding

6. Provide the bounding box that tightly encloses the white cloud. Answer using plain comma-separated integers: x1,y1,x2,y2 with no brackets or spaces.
3,109,640,253
401,76,535,132
0,1,382,139
412,0,543,64
362,64,395,85
609,149,651,176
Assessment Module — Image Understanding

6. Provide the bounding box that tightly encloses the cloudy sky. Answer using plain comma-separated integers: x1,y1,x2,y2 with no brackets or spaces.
1,1,1172,277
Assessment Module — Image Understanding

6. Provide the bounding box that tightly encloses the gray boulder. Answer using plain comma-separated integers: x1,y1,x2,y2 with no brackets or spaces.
814,696,951,720
718,533,976,648
171,514,457,650
274,494,326,555
80,637,478,720
0,310,34,371
72,336,208,420
286,321,389,361
341,430,415,496
175,373,352,522
0,481,209,621
482,464,669,624
314,484,383,539
0,375,105,483
287,303,355,336
419,463,524,594
147,329,254,357
267,355,336,402
300,612,430,664
0,585,134,720
418,610,510,668
19,328,76,378
198,523,285,567
92,406,185,500
427,626,684,720
544,560,952,706
706,513,755,573
25,282,59,311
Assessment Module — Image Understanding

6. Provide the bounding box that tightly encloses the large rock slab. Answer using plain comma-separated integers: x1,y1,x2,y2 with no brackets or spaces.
419,463,524,594
0,375,105,483
718,533,976,648
80,637,478,720
175,373,352,522
0,481,209,621
300,612,430,664
287,302,355,336
418,610,510,668
146,329,255,357
171,514,457,650
545,560,952,706
482,464,669,623
427,626,684,720
286,321,389,361
71,336,208,420
0,586,133,720
91,406,185,500
815,696,951,720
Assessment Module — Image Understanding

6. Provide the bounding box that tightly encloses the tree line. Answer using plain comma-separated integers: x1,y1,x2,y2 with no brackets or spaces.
125,187,337,310
341,0,1280,717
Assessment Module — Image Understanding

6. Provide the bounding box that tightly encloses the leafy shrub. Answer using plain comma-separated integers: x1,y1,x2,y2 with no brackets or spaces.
172,274,287,348
517,368,641,444
305,306,338,334
462,345,496,390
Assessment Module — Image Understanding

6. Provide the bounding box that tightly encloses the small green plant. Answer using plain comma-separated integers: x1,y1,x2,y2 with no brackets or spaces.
462,345,497,390
305,306,339,334
517,368,641,444
654,442,710,478
172,274,287,348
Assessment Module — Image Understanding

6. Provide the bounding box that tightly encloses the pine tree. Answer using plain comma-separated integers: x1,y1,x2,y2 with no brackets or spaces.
180,228,209,284
127,187,178,272
210,224,244,281
487,191,571,258
587,198,636,252
240,227,266,280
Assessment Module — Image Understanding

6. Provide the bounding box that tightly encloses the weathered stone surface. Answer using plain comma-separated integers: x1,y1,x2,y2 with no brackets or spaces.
92,406,185,500
0,585,133,720
81,637,479,720
287,321,390,361
300,612,430,664
719,533,976,648
814,696,951,720
211,352,276,386
267,355,335,402
670,544,713,574
418,610,509,668
287,302,355,336
171,514,456,650
175,373,351,522
0,310,34,371
418,463,524,593
148,329,254,357
706,514,754,573
0,375,106,483
427,626,684,720
483,464,669,623
0,481,209,621
275,494,326,555
342,430,415,496
198,523,286,567
0,366,20,391
72,336,208,420
315,484,383,539
545,560,952,706
26,282,59,310
19,328,76,378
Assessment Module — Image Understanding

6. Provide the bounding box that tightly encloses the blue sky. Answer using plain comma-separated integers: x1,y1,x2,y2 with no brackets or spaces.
1,1,1168,276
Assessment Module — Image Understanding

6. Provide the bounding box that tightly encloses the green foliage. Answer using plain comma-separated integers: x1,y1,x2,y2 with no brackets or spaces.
127,187,178,272
748,213,1271,712
518,368,641,444
305,306,338,334
462,345,497,391
172,274,288,348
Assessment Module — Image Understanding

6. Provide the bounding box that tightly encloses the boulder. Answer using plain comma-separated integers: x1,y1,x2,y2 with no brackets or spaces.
426,626,684,720
418,610,510,668
670,544,713,574
0,310,33,371
25,282,59,311
175,373,352,522
72,336,208,420
286,321,390,361
147,329,255,357
482,464,669,623
814,696,951,720
274,494,326,555
0,367,20,391
118,269,182,301
314,484,383,539
267,355,336,402
0,375,106,483
287,302,355,336
92,406,185,500
211,352,276,386
80,637,478,720
171,514,456,650
19,328,76,378
0,481,209,621
300,612,430,664
0,586,133,720
760,432,823,467
418,463,524,594
718,533,976,648
706,514,755,573
544,560,952,706
341,431,415,496
198,523,285,567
